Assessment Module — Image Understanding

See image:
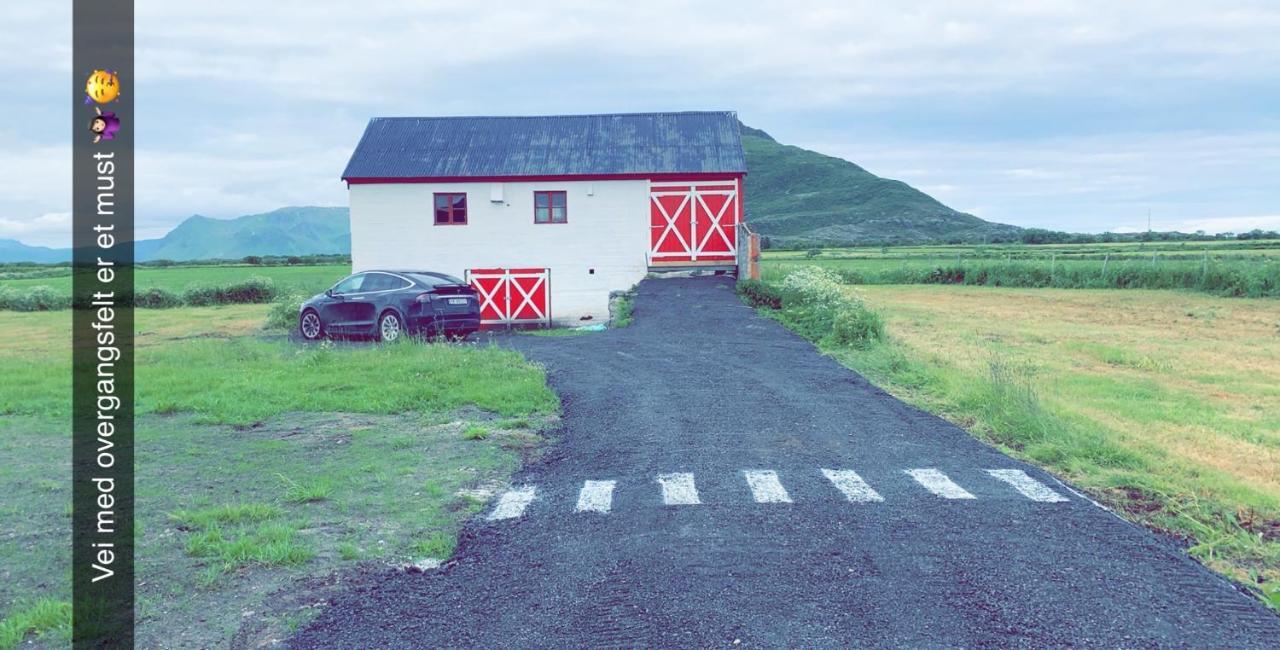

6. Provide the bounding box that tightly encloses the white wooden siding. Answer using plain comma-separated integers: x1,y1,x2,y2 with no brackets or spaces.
349,179,650,324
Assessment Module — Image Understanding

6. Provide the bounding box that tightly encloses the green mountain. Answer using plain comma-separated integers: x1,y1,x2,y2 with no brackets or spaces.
137,206,349,261
740,125,1021,246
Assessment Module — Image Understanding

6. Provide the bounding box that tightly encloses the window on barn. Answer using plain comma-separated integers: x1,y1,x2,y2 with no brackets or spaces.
534,191,567,224
434,193,467,225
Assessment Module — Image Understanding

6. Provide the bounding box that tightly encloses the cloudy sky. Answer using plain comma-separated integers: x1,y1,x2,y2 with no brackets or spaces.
4,1,1278,246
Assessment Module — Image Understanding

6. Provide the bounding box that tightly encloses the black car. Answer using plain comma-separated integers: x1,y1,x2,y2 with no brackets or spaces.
299,270,481,342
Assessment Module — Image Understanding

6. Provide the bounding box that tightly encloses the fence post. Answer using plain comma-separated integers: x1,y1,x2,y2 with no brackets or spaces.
1101,254,1110,282
1050,254,1056,285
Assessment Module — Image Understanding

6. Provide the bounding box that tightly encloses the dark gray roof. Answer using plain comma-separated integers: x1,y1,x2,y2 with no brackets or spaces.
342,111,745,180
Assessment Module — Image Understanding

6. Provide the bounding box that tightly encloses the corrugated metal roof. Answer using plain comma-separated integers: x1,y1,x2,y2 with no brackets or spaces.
341,111,746,180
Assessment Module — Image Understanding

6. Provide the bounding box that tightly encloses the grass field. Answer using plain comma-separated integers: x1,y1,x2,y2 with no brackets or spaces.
750,275,1280,609
765,238,1280,260
0,304,556,648
762,241,1280,298
0,263,350,296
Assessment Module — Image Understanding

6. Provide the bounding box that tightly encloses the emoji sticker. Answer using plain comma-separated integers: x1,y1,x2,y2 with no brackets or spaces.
85,69,120,104
90,106,121,144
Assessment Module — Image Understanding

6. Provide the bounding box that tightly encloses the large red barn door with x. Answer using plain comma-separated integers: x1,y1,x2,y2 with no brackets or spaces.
649,179,740,264
466,268,550,327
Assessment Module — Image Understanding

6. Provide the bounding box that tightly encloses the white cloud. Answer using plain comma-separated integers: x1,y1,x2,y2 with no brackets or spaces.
816,130,1280,229
0,212,70,246
1,1,1278,244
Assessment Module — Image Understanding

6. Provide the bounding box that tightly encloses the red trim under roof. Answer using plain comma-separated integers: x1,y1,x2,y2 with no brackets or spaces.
344,172,745,185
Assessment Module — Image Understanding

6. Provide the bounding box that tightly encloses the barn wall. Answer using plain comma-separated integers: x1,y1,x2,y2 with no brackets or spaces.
349,179,650,324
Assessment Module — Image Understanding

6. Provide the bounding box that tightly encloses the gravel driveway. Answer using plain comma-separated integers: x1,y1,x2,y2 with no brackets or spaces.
291,276,1279,648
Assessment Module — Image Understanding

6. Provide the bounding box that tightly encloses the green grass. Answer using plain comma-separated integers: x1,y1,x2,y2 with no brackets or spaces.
170,503,314,577
0,598,71,649
410,531,456,559
337,542,361,561
0,303,559,645
0,314,557,423
170,503,284,529
462,425,489,440
278,475,336,503
0,263,348,296
763,249,1280,298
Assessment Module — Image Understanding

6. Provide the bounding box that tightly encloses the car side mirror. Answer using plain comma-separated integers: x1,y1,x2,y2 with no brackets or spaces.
325,289,334,297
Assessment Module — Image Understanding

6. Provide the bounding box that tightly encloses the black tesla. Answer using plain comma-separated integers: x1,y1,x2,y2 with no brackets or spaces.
298,270,481,342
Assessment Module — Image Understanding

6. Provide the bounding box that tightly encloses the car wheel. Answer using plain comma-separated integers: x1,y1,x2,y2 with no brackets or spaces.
299,309,324,340
377,310,404,343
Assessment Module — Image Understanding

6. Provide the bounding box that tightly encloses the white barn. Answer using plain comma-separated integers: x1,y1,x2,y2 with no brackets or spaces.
340,111,748,326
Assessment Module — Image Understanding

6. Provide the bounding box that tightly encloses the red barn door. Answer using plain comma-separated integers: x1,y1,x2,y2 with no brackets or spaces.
466,268,550,327
649,179,740,264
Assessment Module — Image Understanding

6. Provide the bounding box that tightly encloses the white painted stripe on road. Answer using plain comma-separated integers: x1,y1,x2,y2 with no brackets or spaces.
657,473,701,505
743,470,793,503
986,469,1069,502
821,469,884,503
487,485,537,520
575,480,617,513
905,469,976,499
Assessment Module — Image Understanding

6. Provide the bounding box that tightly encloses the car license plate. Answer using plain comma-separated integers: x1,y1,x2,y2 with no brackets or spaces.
448,297,468,305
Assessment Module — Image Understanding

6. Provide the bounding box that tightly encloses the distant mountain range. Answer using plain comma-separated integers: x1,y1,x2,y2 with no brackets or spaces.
0,238,69,264
0,207,350,263
0,127,1024,263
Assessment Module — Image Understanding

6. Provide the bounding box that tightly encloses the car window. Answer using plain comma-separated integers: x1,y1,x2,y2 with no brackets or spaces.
332,273,366,294
361,274,390,292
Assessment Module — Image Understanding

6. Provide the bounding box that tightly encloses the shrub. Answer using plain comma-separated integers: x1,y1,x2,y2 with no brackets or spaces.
0,285,71,311
829,302,885,349
182,282,220,306
755,269,886,350
778,266,844,307
737,279,782,309
265,292,305,330
131,287,182,309
183,276,277,306
220,276,276,303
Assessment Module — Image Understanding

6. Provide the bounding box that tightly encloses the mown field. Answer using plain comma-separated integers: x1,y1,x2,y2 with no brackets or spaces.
745,264,1280,610
0,263,350,296
763,240,1280,298
0,303,556,648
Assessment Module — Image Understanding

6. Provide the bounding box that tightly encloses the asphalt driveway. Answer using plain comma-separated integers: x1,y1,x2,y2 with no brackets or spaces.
291,276,1280,648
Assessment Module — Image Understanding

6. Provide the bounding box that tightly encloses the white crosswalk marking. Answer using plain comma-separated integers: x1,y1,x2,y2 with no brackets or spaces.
656,473,701,505
575,480,617,513
743,470,793,503
986,469,1069,502
821,469,884,503
487,486,537,520
905,469,976,499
